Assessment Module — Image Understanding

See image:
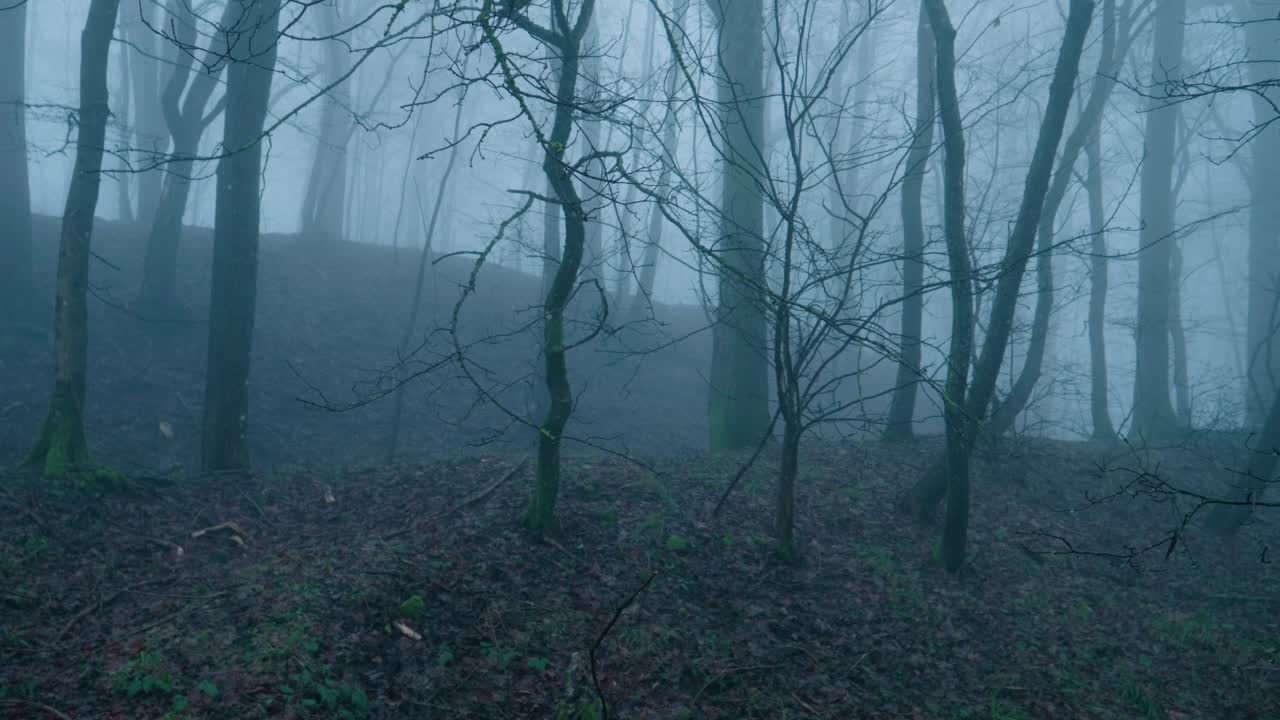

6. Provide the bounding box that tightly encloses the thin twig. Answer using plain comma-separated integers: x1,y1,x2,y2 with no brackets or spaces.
0,698,75,720
384,458,529,539
591,570,658,720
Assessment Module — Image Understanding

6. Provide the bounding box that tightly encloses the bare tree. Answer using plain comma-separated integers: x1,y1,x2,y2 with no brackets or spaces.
25,0,123,478
201,0,283,470
1131,0,1186,440
883,2,936,443
0,2,33,317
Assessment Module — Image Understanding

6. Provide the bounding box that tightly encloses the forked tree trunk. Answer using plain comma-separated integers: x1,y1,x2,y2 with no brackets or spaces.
1085,123,1115,439
0,2,33,317
512,2,595,536
1131,0,1186,441
920,0,974,573
901,0,1095,525
25,0,122,477
137,0,237,316
201,0,281,471
986,0,1122,437
883,2,936,443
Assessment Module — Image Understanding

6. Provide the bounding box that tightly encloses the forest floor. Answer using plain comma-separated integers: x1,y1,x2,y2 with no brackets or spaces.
1,438,1276,720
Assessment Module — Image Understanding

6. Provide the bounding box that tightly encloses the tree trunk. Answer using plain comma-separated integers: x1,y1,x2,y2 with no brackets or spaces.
25,0,122,477
1170,240,1191,424
986,0,1122,437
1131,0,1186,441
298,1,350,244
1239,1,1280,427
201,0,281,471
1085,122,1115,439
1207,383,1280,534
919,0,974,573
884,2,936,443
901,0,1094,523
124,0,165,224
626,0,690,319
387,91,467,462
0,2,33,317
519,3,595,536
775,421,800,561
137,0,237,316
708,0,771,453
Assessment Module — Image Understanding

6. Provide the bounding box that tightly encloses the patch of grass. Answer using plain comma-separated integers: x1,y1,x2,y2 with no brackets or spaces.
110,649,176,698
1116,675,1158,718
665,534,691,553
1149,611,1217,645
243,611,321,674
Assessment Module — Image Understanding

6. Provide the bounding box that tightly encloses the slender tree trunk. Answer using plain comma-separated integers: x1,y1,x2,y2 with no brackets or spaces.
708,0,771,453
299,2,350,244
1085,123,1115,439
0,2,33,317
919,0,974,573
775,420,800,560
1131,0,1186,441
1170,240,1191,424
515,3,595,536
901,0,1095,523
388,92,467,462
986,0,1123,436
115,42,135,224
201,0,281,471
626,0,690,319
124,0,165,224
25,0,122,477
137,0,236,316
884,3,936,443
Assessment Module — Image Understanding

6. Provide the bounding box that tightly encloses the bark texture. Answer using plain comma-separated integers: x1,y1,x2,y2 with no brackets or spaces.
1131,0,1186,441
201,0,281,471
26,0,122,476
707,0,771,453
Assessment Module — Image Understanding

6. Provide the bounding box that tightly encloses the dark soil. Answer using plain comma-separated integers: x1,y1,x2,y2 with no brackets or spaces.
1,439,1276,719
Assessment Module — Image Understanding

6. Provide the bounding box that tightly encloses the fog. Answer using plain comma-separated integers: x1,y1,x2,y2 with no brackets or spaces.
0,1,1276,717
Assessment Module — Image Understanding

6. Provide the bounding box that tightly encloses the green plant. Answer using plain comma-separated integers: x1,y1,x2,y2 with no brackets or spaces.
399,595,427,621
481,641,518,668
526,656,551,672
111,649,175,698
436,643,456,668
665,534,691,552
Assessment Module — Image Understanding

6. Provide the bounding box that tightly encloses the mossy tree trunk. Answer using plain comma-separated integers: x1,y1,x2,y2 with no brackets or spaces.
491,0,595,537
26,0,122,477
201,0,281,471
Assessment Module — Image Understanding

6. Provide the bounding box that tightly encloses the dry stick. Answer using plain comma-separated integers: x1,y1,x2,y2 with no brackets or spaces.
590,570,658,720
0,698,75,720
383,459,530,540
